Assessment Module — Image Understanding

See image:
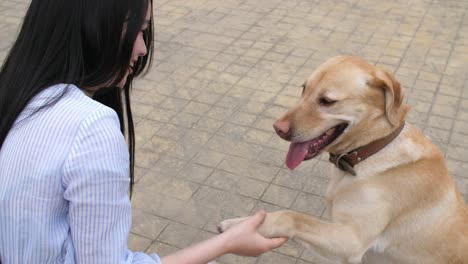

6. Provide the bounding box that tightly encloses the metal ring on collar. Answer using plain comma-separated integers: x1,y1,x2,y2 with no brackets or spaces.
334,153,349,169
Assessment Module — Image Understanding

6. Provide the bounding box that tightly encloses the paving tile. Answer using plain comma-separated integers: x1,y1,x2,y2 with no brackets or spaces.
158,222,199,248
255,117,278,131
150,156,188,177
205,169,269,199
206,106,235,121
193,149,225,167
301,249,338,264
218,254,257,264
131,209,169,240
274,168,305,190
193,186,256,217
135,119,164,146
256,147,286,167
243,128,275,145
131,191,184,220
171,200,216,228
218,155,279,182
292,192,327,217
262,184,299,208
302,175,330,197
134,166,149,183
146,107,178,122
156,123,188,140
170,112,201,128
177,163,214,183
145,242,179,258
193,117,224,133
424,127,451,144
128,233,152,252
183,101,212,115
427,115,454,130
194,91,223,104
135,148,161,169
257,251,297,264
138,170,198,201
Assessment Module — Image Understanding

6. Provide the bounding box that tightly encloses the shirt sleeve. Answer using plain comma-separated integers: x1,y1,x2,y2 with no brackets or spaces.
62,107,161,264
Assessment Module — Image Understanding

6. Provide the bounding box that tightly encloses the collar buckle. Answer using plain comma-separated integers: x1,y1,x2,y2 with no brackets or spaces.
333,154,356,176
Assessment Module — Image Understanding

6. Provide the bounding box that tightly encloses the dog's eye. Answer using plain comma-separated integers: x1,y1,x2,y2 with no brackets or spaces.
319,97,336,106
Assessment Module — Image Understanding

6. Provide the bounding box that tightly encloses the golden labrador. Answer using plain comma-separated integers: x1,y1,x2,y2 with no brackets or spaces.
218,56,468,264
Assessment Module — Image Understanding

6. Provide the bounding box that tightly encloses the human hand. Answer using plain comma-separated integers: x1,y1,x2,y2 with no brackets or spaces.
219,210,288,257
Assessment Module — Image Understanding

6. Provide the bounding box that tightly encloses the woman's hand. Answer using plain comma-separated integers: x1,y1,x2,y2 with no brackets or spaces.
160,210,288,264
221,210,289,257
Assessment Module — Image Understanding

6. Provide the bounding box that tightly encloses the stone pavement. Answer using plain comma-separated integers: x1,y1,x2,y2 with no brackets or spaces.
1,0,468,263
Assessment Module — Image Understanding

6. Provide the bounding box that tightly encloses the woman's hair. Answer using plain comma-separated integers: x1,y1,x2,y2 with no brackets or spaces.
0,0,154,197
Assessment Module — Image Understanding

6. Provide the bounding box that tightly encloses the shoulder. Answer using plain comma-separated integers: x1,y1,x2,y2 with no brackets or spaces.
57,85,124,146
37,84,121,131
61,84,119,121
13,84,124,151
60,85,129,185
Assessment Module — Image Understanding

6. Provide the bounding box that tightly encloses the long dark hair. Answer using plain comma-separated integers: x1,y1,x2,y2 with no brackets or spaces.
0,0,154,197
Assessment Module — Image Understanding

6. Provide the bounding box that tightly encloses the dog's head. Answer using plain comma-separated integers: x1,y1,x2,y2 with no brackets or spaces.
274,56,410,170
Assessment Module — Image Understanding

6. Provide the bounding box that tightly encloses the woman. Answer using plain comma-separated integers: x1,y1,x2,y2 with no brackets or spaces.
0,0,287,263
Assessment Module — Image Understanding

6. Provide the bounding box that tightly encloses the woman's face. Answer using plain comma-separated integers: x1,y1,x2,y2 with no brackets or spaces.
117,4,151,88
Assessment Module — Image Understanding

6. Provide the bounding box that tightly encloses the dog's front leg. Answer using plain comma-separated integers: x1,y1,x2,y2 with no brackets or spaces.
219,210,366,263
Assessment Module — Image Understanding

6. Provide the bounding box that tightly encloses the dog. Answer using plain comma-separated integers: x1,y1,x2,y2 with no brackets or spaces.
218,56,468,263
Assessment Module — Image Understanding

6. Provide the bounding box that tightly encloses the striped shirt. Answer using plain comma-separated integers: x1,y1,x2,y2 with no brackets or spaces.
0,84,161,263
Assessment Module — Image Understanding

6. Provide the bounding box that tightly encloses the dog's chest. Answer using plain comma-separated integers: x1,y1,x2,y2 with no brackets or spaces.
369,235,391,253
325,147,403,201
325,169,355,199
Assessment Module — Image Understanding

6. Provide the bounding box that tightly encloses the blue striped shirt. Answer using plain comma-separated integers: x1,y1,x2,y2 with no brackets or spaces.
0,84,161,263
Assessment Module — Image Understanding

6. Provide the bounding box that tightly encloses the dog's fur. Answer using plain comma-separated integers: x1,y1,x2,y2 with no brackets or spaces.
219,56,468,263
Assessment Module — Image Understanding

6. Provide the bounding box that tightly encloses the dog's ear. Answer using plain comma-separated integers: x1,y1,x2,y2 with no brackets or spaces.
370,68,409,126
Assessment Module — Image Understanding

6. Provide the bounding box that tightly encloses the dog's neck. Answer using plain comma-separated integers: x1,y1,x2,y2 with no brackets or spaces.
328,122,405,176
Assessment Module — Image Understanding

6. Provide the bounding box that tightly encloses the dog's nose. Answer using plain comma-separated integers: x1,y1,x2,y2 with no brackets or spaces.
273,120,291,140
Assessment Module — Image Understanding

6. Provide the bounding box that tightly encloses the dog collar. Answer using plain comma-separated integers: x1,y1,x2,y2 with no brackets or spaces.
329,122,405,176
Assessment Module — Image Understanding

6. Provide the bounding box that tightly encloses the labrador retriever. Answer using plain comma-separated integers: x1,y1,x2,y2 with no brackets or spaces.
218,56,468,264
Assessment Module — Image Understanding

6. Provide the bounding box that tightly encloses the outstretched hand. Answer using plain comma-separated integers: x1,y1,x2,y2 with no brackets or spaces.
221,210,289,257
159,210,288,264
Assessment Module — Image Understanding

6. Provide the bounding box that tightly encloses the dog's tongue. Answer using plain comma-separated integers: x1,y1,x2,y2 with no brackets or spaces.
286,141,311,170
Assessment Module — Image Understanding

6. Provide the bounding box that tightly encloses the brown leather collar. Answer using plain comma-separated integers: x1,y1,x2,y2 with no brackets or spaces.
329,123,405,176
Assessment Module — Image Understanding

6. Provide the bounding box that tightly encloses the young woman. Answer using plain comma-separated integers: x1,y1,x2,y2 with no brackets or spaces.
0,0,287,263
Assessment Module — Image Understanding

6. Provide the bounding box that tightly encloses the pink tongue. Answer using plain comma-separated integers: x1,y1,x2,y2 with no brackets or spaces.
286,142,311,170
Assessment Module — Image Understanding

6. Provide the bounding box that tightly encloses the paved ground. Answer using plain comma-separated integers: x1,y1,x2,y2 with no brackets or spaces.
1,0,468,263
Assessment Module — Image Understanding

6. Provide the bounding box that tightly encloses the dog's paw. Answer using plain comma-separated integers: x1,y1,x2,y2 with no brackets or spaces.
217,217,248,233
